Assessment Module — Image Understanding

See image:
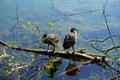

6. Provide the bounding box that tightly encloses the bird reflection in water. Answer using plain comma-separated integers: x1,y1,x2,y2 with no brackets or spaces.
43,57,62,78
65,60,80,76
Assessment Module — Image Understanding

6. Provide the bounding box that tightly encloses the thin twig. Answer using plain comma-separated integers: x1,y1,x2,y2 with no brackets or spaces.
89,41,104,53
48,4,120,22
89,39,120,54
105,62,120,74
103,1,120,56
104,46,120,54
90,34,120,43
65,4,120,17
89,34,120,54
14,1,24,43
110,74,120,80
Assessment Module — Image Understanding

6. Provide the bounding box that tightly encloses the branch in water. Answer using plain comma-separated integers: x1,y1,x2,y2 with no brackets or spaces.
110,74,120,80
103,1,119,55
89,34,120,54
104,46,120,54
59,60,93,76
0,40,10,47
0,39,107,62
90,34,120,42
65,4,119,17
89,40,120,54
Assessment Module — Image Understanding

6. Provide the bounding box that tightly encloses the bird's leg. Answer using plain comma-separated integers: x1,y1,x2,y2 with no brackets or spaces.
67,49,70,54
47,45,49,51
53,46,55,52
73,60,75,65
68,59,71,65
52,46,55,53
72,46,75,54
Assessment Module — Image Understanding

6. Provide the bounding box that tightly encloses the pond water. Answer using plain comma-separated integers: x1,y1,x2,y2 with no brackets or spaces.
0,0,120,80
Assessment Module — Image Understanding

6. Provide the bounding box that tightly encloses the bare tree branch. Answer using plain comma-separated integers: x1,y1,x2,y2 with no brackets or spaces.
0,39,107,62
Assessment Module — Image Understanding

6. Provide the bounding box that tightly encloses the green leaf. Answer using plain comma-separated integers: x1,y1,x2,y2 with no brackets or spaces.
50,27,56,31
48,21,53,27
26,22,32,27
33,27,37,31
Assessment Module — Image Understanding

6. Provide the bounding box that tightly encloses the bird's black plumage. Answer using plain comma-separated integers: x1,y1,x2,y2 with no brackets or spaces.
63,28,78,53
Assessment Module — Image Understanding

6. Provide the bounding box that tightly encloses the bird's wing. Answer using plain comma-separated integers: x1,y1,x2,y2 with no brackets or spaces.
64,32,75,41
47,34,59,46
63,32,76,49
48,34,59,41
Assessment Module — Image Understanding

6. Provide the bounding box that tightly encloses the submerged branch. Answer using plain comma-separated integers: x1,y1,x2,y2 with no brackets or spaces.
89,40,120,54
90,42,120,55
90,34,120,43
89,34,120,55
65,4,120,16
0,40,10,47
105,62,120,74
89,41,104,53
110,74,120,80
59,60,93,76
103,1,120,55
104,46,120,54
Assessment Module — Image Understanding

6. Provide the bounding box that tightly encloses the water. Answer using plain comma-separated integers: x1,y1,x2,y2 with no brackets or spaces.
0,0,120,80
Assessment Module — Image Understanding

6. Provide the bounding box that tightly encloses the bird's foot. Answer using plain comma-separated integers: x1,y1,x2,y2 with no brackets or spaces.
47,50,49,52
72,51,75,54
67,51,69,54
52,50,55,54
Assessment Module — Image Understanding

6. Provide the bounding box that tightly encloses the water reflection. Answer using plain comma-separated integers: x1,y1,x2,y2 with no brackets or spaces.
0,50,120,80
43,57,62,78
65,60,80,76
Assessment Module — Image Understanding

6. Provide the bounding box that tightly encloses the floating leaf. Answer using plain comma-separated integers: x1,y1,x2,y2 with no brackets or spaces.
48,21,53,27
32,26,37,31
50,27,56,31
26,22,32,27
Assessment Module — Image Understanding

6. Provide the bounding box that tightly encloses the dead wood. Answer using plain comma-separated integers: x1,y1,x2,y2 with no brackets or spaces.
0,40,107,62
